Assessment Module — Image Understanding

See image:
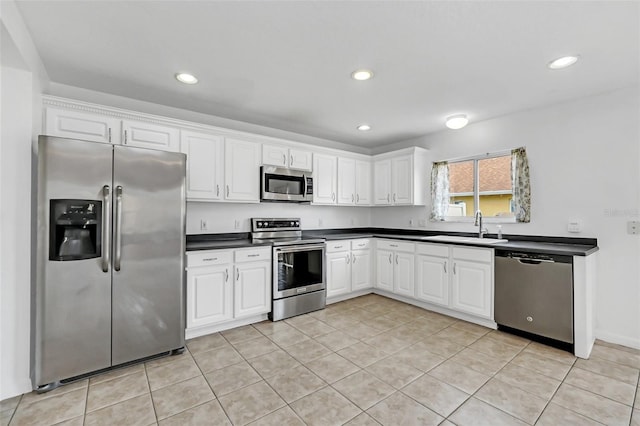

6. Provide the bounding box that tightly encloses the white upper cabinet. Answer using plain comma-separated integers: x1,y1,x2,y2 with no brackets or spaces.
225,137,261,202
121,119,180,152
355,160,372,206
181,130,224,201
337,157,356,205
373,159,392,205
373,147,429,206
313,154,338,204
44,107,120,144
262,144,312,171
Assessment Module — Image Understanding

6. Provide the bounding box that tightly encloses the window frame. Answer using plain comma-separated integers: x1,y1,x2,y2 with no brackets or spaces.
444,150,516,224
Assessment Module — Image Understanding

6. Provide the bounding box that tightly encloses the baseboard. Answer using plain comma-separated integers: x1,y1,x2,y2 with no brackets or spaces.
1,377,33,401
327,288,373,305
595,329,640,350
185,314,268,340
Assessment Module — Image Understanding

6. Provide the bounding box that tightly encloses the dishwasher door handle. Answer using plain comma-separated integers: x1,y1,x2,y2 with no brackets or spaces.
513,257,555,264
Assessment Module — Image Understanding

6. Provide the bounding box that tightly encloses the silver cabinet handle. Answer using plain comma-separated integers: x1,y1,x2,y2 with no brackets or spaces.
290,155,294,166
395,254,398,264
443,261,447,273
225,269,229,282
352,254,356,263
453,263,457,274
108,128,112,143
352,194,354,203
216,184,220,197
236,268,240,280
356,194,360,203
332,192,335,201
124,129,128,144
226,185,230,197
101,185,110,272
334,245,343,249
283,153,287,165
114,185,123,271
393,193,397,202
202,257,217,262
387,194,390,202
346,254,350,264
388,253,392,264
390,244,398,247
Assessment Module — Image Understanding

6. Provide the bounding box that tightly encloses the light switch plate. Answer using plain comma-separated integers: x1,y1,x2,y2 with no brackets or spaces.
200,219,208,231
628,221,640,235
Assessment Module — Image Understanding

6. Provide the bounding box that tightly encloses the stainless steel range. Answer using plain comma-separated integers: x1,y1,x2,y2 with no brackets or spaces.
252,218,326,321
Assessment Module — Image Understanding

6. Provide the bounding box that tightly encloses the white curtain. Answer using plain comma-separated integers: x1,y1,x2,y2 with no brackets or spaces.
511,147,531,223
430,161,450,221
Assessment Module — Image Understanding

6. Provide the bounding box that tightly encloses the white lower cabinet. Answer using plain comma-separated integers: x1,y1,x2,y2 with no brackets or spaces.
415,243,493,319
375,240,415,296
326,239,372,298
186,247,271,333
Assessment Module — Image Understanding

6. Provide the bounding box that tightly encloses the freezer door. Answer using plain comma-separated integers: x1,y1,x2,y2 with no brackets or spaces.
111,146,186,365
35,136,113,386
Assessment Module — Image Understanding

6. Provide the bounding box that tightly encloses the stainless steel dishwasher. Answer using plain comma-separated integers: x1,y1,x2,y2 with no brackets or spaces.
495,250,573,346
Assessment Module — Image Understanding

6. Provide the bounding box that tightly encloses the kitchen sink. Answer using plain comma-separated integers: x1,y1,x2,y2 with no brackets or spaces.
420,235,508,245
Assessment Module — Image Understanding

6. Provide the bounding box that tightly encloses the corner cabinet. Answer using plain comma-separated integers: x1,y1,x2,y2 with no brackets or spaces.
375,239,415,297
373,147,429,206
186,247,271,338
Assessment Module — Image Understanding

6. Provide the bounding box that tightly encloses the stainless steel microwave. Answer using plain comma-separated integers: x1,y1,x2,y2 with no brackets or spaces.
261,166,313,202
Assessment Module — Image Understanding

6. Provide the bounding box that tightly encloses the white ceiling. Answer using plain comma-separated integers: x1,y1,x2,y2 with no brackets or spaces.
14,1,640,147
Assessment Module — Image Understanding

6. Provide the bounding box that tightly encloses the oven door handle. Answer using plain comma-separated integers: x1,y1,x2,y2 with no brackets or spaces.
274,244,325,254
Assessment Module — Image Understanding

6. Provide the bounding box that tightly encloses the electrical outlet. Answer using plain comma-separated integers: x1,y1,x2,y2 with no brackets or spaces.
628,221,640,235
409,219,415,227
234,219,241,230
200,219,208,231
567,219,582,233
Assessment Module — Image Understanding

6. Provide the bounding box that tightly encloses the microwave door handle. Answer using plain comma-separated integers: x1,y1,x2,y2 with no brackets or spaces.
302,174,307,197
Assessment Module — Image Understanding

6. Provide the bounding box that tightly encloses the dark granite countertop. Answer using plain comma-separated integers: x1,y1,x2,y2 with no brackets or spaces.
187,228,598,256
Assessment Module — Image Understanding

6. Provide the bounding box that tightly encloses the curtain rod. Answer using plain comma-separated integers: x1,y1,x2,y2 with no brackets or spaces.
436,146,525,164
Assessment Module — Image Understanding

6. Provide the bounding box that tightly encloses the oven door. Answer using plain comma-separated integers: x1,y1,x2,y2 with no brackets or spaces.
273,243,326,299
261,166,310,202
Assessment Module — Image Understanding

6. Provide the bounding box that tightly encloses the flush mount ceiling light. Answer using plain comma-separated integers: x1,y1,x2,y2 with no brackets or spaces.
357,124,371,131
351,69,374,81
547,55,580,70
445,114,469,130
175,73,198,84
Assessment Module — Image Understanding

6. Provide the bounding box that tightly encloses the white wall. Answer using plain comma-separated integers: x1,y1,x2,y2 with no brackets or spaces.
187,202,371,234
373,87,640,349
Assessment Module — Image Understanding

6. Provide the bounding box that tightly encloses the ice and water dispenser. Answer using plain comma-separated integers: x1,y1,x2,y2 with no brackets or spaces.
49,200,102,261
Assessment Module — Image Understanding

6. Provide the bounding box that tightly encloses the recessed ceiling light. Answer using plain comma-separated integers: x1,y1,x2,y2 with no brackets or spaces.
548,55,580,70
175,73,198,84
445,114,469,130
357,124,371,131
351,70,374,81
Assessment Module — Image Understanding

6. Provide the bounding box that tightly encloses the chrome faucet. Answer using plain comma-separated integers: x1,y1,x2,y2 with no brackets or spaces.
474,210,488,238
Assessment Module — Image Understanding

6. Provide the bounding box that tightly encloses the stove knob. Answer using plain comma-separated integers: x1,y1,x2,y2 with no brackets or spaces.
290,221,295,226
295,221,299,226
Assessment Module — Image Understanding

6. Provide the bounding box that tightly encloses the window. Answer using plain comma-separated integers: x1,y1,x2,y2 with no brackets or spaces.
430,148,530,223
448,155,514,219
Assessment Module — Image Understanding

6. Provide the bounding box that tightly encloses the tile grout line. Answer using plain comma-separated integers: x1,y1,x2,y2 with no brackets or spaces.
142,362,160,425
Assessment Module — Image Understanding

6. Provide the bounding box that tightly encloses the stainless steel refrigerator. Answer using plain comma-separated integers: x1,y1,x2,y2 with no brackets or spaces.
33,135,186,391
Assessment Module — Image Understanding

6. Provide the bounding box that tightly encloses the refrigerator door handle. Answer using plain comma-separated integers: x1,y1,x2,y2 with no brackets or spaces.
101,185,111,272
114,185,123,271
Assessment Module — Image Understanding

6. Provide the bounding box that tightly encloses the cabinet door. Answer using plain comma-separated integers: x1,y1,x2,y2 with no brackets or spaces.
44,107,120,144
313,154,337,204
373,159,392,205
186,265,232,329
262,144,288,167
416,255,449,306
181,130,224,200
392,155,413,205
234,262,271,318
224,138,260,202
355,160,372,206
450,260,492,318
351,250,372,291
394,252,415,297
327,252,351,297
337,157,356,205
289,148,313,171
375,249,394,291
121,119,179,152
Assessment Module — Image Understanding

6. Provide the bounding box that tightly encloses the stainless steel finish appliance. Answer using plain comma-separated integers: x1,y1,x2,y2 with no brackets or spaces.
495,250,573,345
260,166,313,203
34,136,186,391
251,218,325,321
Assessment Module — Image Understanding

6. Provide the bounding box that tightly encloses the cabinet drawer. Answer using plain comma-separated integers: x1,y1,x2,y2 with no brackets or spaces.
351,239,370,250
416,243,449,258
326,241,350,253
235,247,272,263
452,246,492,263
187,250,233,268
376,239,415,252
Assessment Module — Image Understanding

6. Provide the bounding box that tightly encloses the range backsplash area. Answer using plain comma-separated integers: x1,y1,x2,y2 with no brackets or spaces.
186,201,373,234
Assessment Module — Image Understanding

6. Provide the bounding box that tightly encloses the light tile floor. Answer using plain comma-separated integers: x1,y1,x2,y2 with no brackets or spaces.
3,294,640,425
